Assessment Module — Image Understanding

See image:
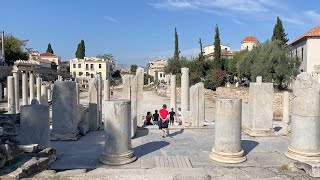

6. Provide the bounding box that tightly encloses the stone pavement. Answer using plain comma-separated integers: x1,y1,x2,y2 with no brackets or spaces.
26,90,313,179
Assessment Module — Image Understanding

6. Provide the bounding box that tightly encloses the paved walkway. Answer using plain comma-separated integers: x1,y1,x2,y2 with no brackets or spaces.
43,90,311,179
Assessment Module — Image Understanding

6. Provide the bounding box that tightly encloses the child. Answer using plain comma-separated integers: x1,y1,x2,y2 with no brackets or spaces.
145,111,153,126
177,107,182,125
169,108,176,126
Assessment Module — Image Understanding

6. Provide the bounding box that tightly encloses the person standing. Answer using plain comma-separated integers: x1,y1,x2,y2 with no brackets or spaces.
159,104,169,138
145,111,153,126
169,108,176,126
153,110,159,125
177,107,182,125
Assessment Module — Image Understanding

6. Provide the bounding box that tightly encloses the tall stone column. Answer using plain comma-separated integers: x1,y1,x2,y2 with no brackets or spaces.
136,68,144,126
282,91,290,123
0,83,2,101
47,88,52,101
22,72,28,105
36,77,42,103
76,83,79,105
40,85,48,106
20,100,50,147
89,78,99,131
104,79,110,101
97,74,102,127
181,68,189,124
4,87,7,101
7,76,16,114
189,82,205,127
210,98,246,163
285,73,320,161
13,71,20,112
170,75,177,112
154,70,158,85
100,100,137,165
29,72,35,104
244,76,274,136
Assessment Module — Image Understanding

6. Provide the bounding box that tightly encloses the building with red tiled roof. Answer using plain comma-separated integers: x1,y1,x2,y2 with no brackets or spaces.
290,25,320,74
147,59,168,82
241,35,259,51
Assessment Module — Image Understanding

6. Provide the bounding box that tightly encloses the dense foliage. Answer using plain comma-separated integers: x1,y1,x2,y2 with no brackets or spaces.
0,34,29,65
46,43,54,54
75,40,85,59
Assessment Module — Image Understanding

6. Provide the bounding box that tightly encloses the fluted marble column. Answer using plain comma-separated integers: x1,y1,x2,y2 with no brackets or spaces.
13,71,20,112
104,79,110,101
40,85,48,106
29,72,35,104
36,77,42,103
7,76,16,114
181,68,189,124
22,72,28,105
170,75,177,112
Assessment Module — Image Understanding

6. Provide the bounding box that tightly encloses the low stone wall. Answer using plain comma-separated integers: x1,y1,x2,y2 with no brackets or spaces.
216,87,291,119
0,113,20,143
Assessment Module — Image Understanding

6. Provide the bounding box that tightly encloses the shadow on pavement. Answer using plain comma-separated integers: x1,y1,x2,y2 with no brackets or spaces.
169,129,184,137
134,128,150,138
273,126,282,132
242,140,259,155
133,141,170,158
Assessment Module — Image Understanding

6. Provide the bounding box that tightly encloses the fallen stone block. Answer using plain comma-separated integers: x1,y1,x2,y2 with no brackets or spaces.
19,144,39,153
8,157,50,179
293,161,320,178
0,143,20,161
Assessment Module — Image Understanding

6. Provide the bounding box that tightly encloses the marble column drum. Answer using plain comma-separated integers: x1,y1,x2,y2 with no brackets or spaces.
210,98,246,163
36,77,42,103
285,72,320,161
100,100,137,165
29,72,35,104
104,79,110,101
22,72,28,105
40,85,48,106
7,76,16,114
282,91,290,123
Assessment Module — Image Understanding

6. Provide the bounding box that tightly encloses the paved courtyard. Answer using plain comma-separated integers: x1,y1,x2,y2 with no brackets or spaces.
36,90,312,179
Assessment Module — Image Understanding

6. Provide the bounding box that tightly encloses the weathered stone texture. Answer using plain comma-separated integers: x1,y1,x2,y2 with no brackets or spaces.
189,82,205,127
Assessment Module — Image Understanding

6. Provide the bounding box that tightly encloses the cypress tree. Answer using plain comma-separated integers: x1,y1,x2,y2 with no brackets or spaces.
213,24,222,69
271,17,289,45
174,27,180,61
75,40,85,59
46,43,54,54
197,38,205,78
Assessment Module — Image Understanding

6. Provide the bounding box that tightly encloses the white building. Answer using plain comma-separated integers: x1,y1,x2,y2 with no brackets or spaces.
69,57,114,80
29,51,62,73
240,35,259,51
203,44,237,59
147,59,168,82
290,25,320,74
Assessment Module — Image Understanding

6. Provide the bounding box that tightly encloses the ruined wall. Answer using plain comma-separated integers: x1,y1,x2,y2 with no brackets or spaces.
216,87,291,119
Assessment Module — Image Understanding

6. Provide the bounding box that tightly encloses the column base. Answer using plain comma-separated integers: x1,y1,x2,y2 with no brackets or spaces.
285,147,320,161
244,128,275,137
51,132,80,141
100,150,137,166
210,149,246,164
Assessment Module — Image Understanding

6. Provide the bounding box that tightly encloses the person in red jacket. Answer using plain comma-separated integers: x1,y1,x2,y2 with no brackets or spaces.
159,104,169,138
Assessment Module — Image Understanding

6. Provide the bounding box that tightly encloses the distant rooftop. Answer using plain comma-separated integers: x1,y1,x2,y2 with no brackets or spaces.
290,25,320,45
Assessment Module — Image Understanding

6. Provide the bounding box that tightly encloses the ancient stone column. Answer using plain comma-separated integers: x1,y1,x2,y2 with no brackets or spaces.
47,88,52,101
282,91,290,123
154,70,158,85
285,73,320,161
20,100,50,147
7,76,16,114
22,72,28,105
104,79,110,101
40,85,48,106
100,100,137,165
0,83,2,101
136,67,144,126
13,71,20,112
210,98,246,163
51,81,80,140
4,87,7,101
170,75,177,112
36,77,42,103
76,83,79,105
89,78,99,131
181,68,189,124
190,82,205,127
242,101,250,130
29,72,35,104
97,74,102,127
245,77,274,136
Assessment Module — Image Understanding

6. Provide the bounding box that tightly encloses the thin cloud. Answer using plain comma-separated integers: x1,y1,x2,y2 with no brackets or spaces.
304,10,320,23
233,19,243,25
104,16,119,23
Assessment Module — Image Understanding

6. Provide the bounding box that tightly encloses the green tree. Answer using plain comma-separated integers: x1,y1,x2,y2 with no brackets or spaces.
112,70,121,79
75,40,85,59
271,17,289,45
46,43,54,54
174,27,180,61
241,40,300,89
213,24,223,70
144,74,154,85
0,34,29,65
97,53,114,61
130,64,138,74
195,38,206,79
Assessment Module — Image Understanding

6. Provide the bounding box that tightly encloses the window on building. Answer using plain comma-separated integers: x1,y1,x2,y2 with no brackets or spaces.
90,64,94,70
246,46,249,50
78,64,81,68
91,74,94,78
225,48,227,51
73,64,76,68
86,64,89,70
99,64,102,69
160,73,163,78
302,47,304,62
86,72,90,76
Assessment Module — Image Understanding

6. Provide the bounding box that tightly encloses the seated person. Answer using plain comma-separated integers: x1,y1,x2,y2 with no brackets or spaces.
145,111,153,126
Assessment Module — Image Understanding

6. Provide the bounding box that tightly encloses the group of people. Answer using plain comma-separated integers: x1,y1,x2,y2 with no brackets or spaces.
145,104,182,138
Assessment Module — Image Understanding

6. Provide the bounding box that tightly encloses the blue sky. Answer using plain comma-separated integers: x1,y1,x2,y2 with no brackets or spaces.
1,0,320,66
